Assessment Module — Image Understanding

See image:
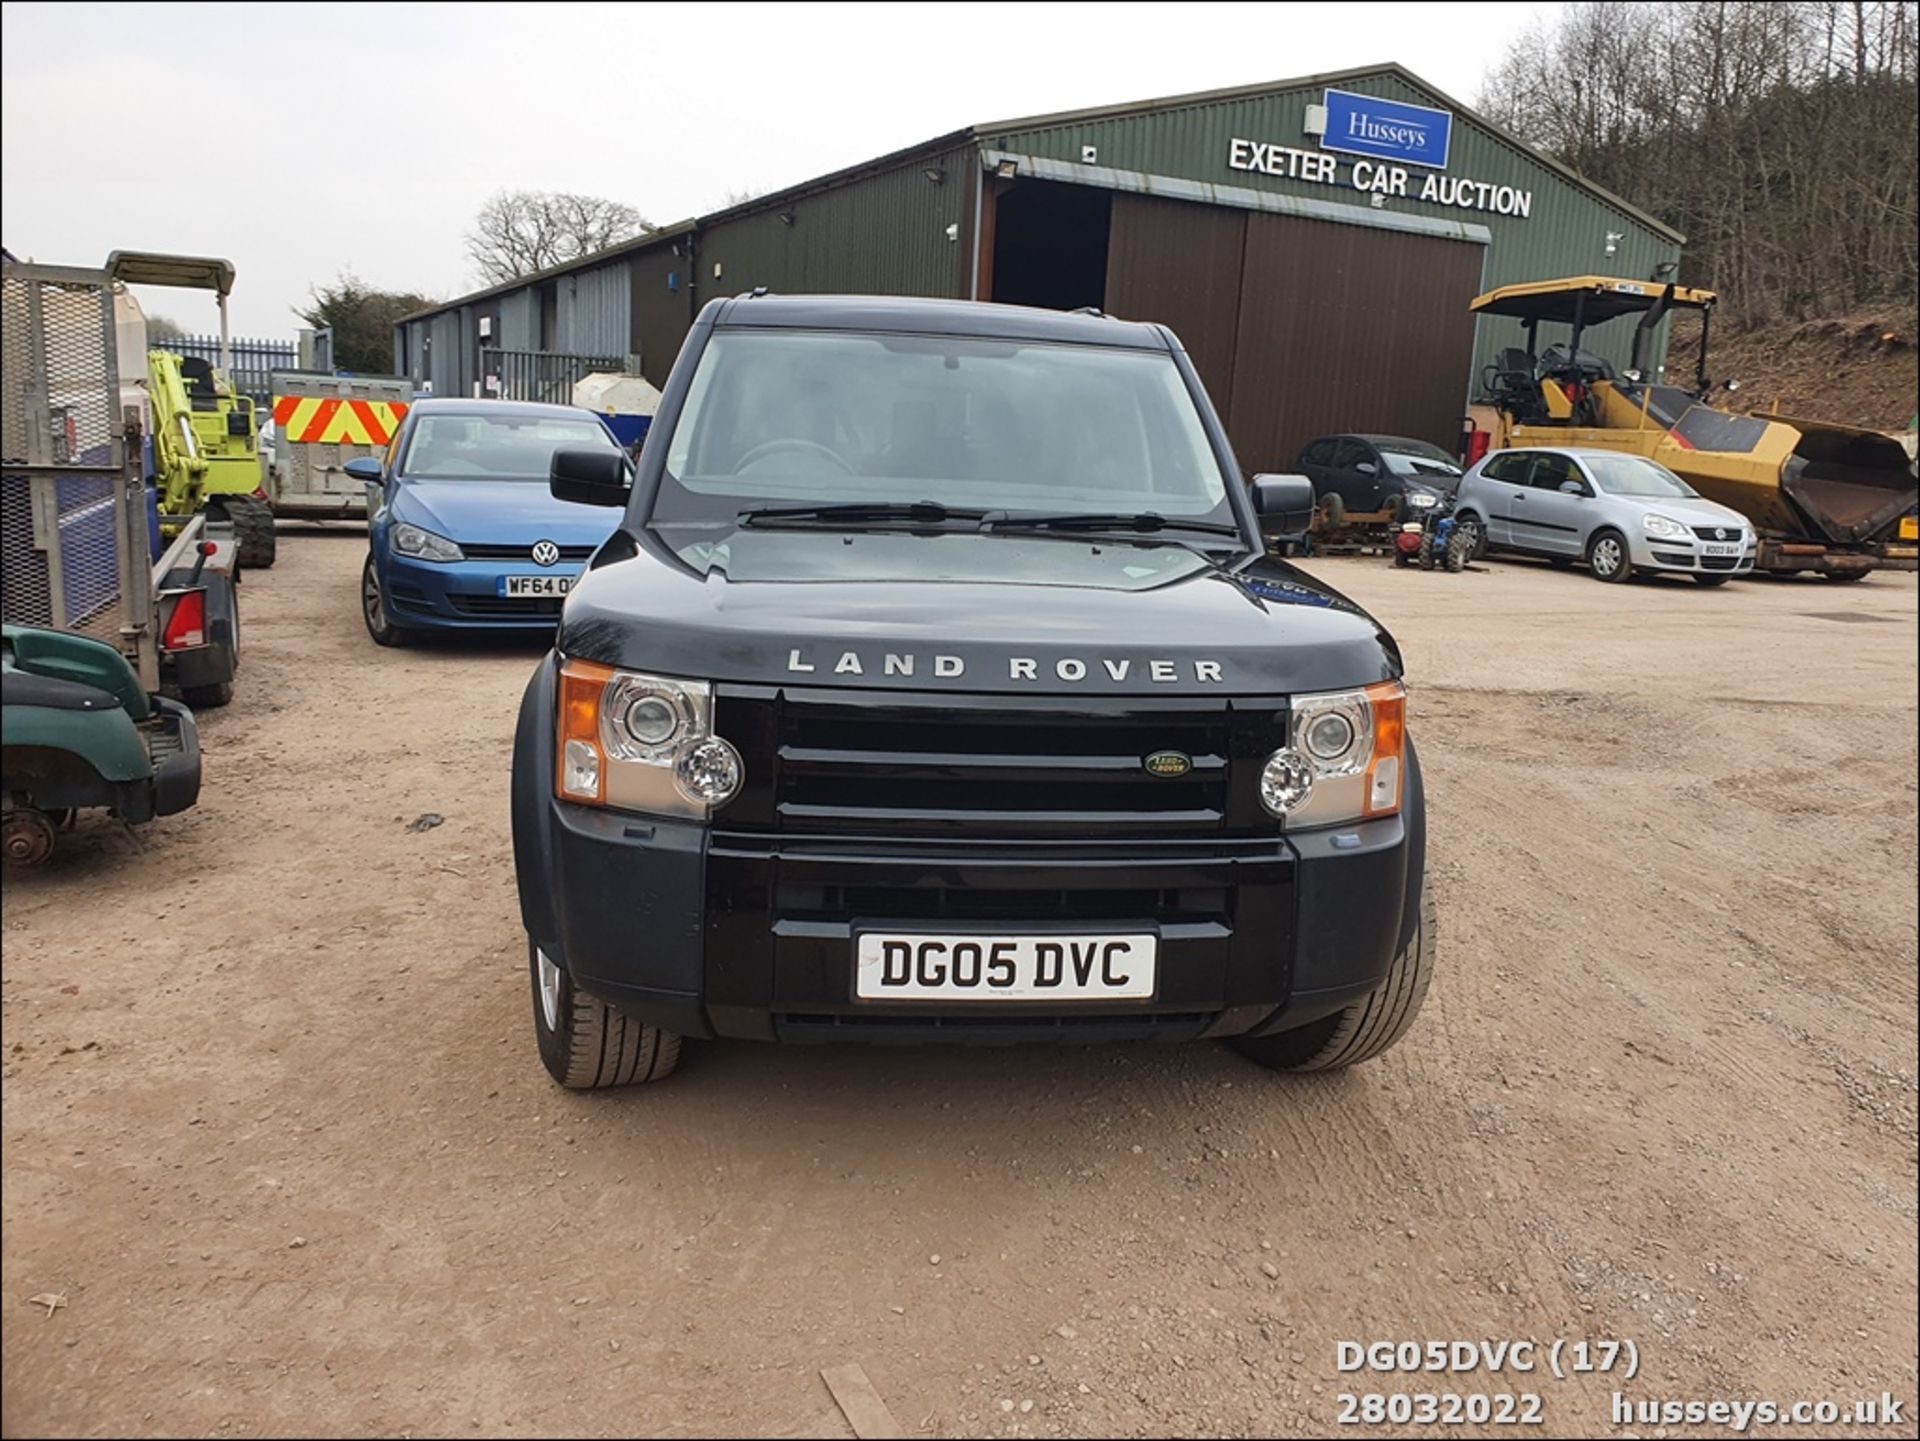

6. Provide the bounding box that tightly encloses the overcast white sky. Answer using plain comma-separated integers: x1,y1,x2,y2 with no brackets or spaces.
2,1,1538,337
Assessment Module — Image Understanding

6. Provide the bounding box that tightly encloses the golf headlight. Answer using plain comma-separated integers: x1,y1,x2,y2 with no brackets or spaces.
391,521,464,562
1407,491,1437,508
1261,680,1406,826
1642,513,1690,541
555,659,742,818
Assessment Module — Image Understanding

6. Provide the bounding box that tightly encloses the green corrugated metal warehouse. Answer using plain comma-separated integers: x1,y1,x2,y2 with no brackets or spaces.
397,62,1683,473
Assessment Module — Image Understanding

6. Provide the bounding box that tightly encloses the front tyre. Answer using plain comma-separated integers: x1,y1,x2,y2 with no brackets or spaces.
1443,525,1471,572
1587,528,1634,583
361,554,414,647
530,941,682,1088
1231,883,1435,1072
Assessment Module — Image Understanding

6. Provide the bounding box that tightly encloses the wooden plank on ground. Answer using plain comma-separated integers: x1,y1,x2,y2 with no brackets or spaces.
820,1362,902,1440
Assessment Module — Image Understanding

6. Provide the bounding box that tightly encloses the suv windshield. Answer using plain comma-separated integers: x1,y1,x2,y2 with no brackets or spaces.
403,413,616,480
1584,454,1699,498
1377,439,1462,479
655,330,1231,525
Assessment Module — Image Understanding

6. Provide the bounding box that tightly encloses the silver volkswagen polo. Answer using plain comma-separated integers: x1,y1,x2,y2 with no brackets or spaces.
1454,447,1757,585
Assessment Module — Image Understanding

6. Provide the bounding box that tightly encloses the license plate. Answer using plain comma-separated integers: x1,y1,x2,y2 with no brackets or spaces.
1702,542,1741,557
1900,516,1918,541
855,932,1157,1001
500,573,575,598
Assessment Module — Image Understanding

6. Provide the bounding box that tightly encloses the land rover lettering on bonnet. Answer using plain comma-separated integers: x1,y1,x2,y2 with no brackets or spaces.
511,294,1433,1089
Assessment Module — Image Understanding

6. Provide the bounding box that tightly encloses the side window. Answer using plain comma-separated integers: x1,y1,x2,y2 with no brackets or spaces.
1300,439,1335,466
1483,452,1533,485
1528,454,1574,490
1331,438,1374,471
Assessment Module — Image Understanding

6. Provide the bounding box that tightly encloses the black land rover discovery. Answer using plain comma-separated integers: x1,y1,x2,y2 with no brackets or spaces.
511,295,1432,1087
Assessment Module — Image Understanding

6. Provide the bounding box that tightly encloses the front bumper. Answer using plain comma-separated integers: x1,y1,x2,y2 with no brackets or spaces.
511,669,1425,1045
380,553,578,631
1631,531,1757,575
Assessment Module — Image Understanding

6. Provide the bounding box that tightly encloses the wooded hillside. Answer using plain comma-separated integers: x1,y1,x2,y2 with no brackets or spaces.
1479,1,1918,330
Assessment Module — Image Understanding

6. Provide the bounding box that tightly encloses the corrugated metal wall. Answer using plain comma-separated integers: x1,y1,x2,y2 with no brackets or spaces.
499,289,538,351
698,145,974,302
556,263,631,357
428,311,463,396
983,73,1682,382
629,244,694,387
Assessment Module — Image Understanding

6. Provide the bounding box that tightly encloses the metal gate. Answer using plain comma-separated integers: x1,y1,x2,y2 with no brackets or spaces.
2,260,156,678
479,347,635,405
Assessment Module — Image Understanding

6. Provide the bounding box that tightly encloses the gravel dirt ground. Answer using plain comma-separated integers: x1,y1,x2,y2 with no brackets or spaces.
3,532,1915,1439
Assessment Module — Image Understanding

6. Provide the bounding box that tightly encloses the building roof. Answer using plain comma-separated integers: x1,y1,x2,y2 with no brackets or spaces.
403,63,1682,325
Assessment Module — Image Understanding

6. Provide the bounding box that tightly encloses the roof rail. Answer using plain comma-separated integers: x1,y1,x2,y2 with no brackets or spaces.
1070,306,1107,318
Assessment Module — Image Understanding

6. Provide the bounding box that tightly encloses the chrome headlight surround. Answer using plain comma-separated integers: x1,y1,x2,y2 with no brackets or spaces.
391,520,465,563
1642,513,1691,541
557,660,743,818
1262,681,1406,828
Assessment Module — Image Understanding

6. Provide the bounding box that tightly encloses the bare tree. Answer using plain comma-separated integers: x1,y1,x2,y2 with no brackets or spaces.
466,191,651,285
1479,0,1917,326
145,313,187,341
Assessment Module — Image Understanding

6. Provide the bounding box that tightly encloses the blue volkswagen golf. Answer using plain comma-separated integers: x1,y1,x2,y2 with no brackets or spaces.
349,400,626,644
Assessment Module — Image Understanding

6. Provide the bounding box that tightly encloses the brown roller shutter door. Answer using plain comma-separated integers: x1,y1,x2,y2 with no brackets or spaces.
1104,194,1484,476
1227,214,1483,473
1104,194,1247,417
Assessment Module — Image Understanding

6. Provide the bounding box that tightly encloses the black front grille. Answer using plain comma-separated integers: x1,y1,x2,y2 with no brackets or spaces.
779,883,1229,924
716,686,1287,838
461,543,597,562
1650,549,1696,567
446,594,563,617
1690,525,1743,542
1700,553,1740,571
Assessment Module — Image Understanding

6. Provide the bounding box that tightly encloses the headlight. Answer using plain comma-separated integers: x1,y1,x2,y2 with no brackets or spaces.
555,660,742,818
391,521,464,562
1261,680,1406,827
1642,513,1690,541
1406,491,1437,508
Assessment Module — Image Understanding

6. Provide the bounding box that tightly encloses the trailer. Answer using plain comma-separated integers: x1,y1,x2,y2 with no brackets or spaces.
264,370,412,519
2,255,241,707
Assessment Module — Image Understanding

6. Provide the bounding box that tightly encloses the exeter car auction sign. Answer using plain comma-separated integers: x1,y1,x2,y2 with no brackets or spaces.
1226,88,1534,220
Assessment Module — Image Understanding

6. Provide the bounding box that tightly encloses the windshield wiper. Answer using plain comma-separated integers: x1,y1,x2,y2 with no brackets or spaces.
736,500,988,529
983,510,1244,539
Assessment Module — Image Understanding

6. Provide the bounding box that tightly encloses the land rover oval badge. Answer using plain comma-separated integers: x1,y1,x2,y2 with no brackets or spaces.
1144,750,1193,778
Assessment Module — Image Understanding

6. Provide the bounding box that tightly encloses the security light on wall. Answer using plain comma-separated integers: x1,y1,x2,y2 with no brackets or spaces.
922,166,946,185
778,210,796,227
994,158,1019,179
1081,145,1098,164
1605,231,1625,258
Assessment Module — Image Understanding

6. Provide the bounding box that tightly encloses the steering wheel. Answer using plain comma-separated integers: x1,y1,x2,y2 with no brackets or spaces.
731,438,854,476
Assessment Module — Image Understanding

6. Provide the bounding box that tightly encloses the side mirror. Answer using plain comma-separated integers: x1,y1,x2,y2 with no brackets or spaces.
551,447,631,507
342,457,382,483
1355,460,1378,476
1250,473,1315,539
1558,479,1588,496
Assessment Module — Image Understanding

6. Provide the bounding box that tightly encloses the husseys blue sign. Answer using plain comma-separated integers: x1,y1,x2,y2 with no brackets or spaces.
1321,89,1452,170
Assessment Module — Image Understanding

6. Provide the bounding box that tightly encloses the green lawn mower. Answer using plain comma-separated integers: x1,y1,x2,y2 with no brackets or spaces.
1,625,202,864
